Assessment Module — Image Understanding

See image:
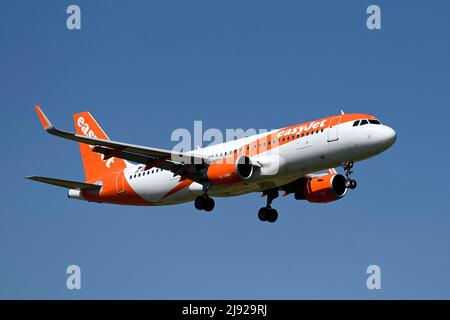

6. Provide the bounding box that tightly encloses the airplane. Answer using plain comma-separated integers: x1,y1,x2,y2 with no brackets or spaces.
28,105,396,223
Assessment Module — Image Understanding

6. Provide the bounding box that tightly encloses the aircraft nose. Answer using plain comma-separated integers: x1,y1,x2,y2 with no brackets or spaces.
382,125,397,148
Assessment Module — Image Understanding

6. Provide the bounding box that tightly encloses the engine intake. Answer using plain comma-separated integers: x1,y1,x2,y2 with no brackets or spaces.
236,155,253,179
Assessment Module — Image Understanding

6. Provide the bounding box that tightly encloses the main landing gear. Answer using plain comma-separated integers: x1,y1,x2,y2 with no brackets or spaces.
343,161,357,190
194,195,215,212
194,184,215,212
258,189,279,223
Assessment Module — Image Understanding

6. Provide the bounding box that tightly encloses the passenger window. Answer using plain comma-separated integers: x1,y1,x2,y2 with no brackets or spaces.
360,119,368,125
369,119,381,125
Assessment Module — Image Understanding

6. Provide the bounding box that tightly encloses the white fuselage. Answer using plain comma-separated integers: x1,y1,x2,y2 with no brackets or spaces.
123,116,396,205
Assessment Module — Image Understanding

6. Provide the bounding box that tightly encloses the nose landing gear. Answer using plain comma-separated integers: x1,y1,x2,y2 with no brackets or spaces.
343,161,357,189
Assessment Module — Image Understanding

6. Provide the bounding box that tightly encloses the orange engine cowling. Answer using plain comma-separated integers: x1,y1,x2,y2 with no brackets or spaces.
207,155,254,185
300,173,347,203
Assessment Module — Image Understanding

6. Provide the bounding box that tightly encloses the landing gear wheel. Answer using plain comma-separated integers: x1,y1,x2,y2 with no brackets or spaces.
345,179,357,189
258,207,278,223
195,195,215,212
266,208,278,223
194,196,205,210
258,208,268,222
259,189,280,223
203,197,215,212
345,179,352,188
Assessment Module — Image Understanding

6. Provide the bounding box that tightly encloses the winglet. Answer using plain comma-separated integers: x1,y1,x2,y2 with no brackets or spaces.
34,105,54,131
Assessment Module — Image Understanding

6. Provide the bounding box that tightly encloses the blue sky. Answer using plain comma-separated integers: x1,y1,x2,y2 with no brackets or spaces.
1,0,449,299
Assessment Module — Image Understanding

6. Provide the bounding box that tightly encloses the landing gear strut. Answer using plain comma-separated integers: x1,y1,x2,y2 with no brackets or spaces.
343,161,357,189
258,190,279,223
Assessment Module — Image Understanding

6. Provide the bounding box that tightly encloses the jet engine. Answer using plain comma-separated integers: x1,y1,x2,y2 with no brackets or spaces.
295,173,347,203
206,155,254,185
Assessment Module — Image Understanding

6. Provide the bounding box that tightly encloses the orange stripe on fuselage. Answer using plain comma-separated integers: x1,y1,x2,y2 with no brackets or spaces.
209,113,376,166
82,170,151,206
162,179,193,199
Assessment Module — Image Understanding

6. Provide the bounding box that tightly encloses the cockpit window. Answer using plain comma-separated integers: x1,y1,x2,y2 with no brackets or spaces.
369,119,381,125
360,119,369,125
353,120,360,127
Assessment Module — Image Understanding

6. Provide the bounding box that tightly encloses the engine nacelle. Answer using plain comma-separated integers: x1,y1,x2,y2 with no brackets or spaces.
207,155,254,185
296,173,347,203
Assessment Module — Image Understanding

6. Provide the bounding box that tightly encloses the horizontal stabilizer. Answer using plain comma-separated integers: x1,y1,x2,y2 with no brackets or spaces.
26,176,102,190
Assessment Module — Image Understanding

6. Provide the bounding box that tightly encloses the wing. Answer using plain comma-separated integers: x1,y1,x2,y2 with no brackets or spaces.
27,176,102,190
34,105,210,182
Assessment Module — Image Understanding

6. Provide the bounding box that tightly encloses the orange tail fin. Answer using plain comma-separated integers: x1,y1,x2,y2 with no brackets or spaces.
73,112,127,182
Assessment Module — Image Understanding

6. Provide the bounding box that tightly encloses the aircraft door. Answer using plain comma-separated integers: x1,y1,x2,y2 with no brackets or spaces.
116,171,125,194
327,116,342,142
